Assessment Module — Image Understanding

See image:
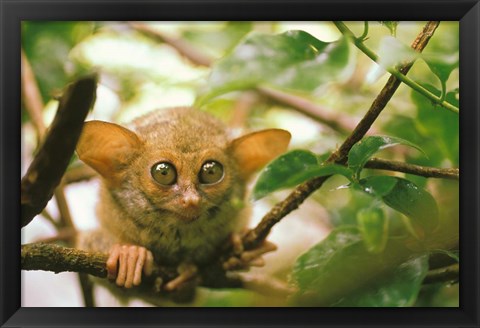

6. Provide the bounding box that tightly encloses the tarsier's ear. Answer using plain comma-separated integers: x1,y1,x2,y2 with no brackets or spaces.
231,129,291,179
76,121,143,183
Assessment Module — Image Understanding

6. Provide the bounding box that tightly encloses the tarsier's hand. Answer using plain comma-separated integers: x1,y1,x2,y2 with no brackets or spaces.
106,244,154,288
223,233,277,271
107,244,198,293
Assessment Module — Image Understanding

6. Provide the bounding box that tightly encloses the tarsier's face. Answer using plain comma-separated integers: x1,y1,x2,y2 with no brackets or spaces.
126,139,240,225
119,108,241,226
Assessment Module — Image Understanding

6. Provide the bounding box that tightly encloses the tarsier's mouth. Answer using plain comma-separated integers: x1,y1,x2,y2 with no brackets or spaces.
175,213,200,222
170,209,202,222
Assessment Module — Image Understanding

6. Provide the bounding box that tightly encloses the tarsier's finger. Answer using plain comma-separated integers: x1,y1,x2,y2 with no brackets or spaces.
143,250,154,276
116,246,128,286
106,246,120,280
164,264,198,291
223,256,243,270
240,241,277,262
230,233,244,255
249,257,265,267
133,247,147,286
124,246,140,288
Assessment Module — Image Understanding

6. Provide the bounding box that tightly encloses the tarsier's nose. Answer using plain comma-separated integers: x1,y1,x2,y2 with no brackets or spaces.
181,189,201,209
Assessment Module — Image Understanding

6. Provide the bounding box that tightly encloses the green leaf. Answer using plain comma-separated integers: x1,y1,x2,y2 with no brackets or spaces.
252,150,353,200
412,84,459,165
347,135,425,178
291,226,424,306
377,36,419,70
183,22,253,57
333,255,429,307
353,175,398,197
357,176,439,236
379,21,399,36
357,207,388,254
199,30,351,104
423,54,458,100
292,226,363,292
200,289,257,307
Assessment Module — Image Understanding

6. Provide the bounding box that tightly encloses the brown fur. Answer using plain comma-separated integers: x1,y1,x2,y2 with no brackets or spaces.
76,107,290,266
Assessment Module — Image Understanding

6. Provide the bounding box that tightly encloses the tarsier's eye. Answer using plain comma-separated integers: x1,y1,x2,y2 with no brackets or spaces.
199,161,224,184
151,162,177,185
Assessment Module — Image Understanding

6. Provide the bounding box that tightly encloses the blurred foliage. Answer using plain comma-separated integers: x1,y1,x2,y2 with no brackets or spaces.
198,30,352,104
22,21,459,307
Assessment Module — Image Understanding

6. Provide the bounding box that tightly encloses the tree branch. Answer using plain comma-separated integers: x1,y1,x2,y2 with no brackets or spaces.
365,158,459,180
21,243,242,291
22,243,108,277
423,263,459,284
21,50,79,231
242,21,440,250
21,74,97,228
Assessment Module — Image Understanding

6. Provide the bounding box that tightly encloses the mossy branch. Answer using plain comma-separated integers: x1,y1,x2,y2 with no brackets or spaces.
21,243,242,292
22,243,108,277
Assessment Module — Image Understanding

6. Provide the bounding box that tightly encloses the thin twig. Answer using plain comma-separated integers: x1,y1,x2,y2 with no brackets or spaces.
129,22,213,67
365,158,459,180
242,21,441,250
330,21,441,163
78,273,96,307
257,86,358,134
40,209,59,229
423,263,459,284
229,91,259,134
21,49,47,138
62,164,97,184
333,21,458,114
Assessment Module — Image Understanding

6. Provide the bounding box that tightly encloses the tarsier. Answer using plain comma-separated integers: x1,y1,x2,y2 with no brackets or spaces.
76,107,290,300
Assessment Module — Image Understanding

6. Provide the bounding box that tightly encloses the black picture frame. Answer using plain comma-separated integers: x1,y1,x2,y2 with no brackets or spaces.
1,0,479,327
